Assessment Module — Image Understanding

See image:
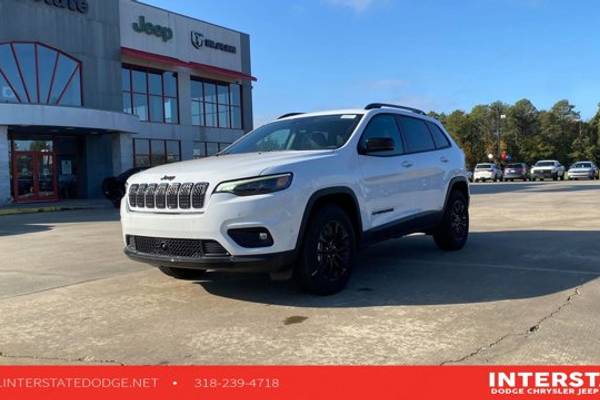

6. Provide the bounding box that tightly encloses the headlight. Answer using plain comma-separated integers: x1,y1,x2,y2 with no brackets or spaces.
215,173,293,196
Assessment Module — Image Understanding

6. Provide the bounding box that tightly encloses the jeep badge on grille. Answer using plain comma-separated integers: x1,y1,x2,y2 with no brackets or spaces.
161,175,176,181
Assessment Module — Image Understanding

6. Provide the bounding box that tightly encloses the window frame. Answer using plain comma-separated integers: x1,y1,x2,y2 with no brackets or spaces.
357,113,407,158
425,121,453,150
190,77,244,130
395,115,438,155
0,41,82,106
122,64,179,125
133,138,181,168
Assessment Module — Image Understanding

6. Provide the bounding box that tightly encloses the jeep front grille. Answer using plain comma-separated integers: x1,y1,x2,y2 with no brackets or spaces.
128,182,209,211
127,235,229,258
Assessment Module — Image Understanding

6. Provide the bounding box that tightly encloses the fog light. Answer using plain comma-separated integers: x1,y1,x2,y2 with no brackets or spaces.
228,228,274,248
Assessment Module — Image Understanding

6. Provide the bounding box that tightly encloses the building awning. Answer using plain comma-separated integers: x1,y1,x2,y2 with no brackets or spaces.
0,103,141,134
121,47,257,82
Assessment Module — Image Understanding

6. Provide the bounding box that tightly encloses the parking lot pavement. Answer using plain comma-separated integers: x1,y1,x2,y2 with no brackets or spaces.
0,180,599,365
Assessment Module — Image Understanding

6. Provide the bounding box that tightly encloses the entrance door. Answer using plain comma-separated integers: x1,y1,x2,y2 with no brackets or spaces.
13,151,58,202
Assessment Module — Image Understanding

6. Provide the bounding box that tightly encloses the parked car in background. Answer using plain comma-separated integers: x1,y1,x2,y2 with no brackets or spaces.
503,163,530,181
473,163,503,182
567,161,599,180
530,160,565,181
102,167,147,208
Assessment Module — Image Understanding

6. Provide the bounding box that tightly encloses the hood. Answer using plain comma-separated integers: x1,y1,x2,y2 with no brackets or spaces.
127,150,335,185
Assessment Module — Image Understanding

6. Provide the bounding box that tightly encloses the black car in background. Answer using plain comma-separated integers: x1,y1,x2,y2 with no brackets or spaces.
503,163,530,181
102,167,147,208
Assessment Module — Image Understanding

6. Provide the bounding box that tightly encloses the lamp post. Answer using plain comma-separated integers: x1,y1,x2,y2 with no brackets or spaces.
497,113,506,162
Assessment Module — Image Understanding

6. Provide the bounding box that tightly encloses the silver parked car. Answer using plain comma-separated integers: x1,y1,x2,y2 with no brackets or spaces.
567,161,599,180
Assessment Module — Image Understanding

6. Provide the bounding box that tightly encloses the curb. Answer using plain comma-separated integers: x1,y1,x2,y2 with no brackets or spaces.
0,206,112,217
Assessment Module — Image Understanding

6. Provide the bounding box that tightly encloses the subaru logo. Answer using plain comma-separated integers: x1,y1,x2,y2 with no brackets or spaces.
161,175,176,181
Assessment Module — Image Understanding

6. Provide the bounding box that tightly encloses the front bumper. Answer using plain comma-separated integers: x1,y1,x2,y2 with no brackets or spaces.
124,246,296,273
504,173,527,179
532,170,555,178
568,171,594,179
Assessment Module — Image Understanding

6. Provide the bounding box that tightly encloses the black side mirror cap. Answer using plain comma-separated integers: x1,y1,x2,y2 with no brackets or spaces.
360,137,395,155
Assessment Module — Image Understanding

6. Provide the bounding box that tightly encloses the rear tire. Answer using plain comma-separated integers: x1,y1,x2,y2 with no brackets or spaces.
433,191,469,251
294,204,356,295
159,266,207,280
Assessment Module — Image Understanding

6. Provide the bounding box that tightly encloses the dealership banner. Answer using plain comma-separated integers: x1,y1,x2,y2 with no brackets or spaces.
1,366,600,399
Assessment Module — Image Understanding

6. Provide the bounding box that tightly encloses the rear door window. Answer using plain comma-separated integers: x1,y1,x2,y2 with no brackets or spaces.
426,121,451,149
396,116,436,153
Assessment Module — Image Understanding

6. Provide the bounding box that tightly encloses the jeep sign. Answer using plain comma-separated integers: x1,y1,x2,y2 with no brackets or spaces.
33,0,89,14
132,16,173,42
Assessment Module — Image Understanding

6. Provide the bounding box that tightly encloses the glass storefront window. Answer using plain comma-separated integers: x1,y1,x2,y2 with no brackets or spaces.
134,139,180,168
14,140,53,152
123,66,179,124
0,42,81,106
166,141,180,163
190,79,243,129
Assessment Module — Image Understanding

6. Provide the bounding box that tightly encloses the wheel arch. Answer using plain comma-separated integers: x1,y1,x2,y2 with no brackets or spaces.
295,187,363,251
444,176,470,210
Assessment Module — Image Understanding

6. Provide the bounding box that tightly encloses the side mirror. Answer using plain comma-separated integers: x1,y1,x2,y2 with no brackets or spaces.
361,137,395,154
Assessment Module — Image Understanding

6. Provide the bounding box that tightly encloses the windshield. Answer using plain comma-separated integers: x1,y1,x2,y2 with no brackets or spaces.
536,161,555,167
572,163,592,168
476,164,493,170
221,114,362,155
506,164,523,168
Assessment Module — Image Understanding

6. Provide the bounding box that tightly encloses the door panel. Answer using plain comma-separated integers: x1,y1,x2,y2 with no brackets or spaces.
13,151,58,202
357,114,417,229
15,153,35,200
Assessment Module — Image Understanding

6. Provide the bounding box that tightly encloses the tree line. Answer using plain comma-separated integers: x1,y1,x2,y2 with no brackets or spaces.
428,100,600,169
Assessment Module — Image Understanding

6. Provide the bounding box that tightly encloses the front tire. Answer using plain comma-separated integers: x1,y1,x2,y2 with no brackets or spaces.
434,191,469,251
294,204,356,295
159,266,207,280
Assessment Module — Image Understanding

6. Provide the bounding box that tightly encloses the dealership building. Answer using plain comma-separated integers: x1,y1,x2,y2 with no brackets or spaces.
0,0,255,204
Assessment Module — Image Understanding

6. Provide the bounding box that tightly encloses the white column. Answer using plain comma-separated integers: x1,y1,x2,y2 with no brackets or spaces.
0,126,10,205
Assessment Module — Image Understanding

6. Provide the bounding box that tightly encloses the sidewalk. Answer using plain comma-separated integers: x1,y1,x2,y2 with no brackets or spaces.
0,199,115,217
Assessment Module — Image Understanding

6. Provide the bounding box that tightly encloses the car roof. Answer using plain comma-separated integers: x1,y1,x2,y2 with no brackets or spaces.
277,108,439,123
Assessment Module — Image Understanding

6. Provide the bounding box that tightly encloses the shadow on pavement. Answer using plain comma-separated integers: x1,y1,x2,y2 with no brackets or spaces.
197,230,600,307
0,209,120,237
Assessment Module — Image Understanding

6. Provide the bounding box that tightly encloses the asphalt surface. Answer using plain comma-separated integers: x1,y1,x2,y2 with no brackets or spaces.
1,181,599,365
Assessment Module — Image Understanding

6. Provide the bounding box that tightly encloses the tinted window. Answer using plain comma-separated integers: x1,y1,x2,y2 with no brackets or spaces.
426,121,451,149
223,114,362,155
359,114,404,156
397,116,436,153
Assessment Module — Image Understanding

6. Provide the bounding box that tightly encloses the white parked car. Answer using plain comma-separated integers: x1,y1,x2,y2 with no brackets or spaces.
567,161,599,180
531,160,565,181
121,104,470,294
473,163,503,182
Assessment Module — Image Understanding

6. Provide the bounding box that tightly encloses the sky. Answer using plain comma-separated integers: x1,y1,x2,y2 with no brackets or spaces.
145,0,600,124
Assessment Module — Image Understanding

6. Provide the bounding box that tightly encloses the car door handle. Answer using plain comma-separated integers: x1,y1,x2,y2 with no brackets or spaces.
402,161,413,168
440,157,449,163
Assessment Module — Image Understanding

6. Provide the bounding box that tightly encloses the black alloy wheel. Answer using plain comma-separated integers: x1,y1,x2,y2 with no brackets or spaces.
434,191,469,251
294,204,356,295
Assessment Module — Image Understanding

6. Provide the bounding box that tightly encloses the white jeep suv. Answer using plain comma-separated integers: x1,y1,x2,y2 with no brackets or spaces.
121,104,470,294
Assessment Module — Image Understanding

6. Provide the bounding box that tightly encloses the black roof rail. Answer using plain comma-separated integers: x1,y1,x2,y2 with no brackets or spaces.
365,103,427,115
277,112,305,120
